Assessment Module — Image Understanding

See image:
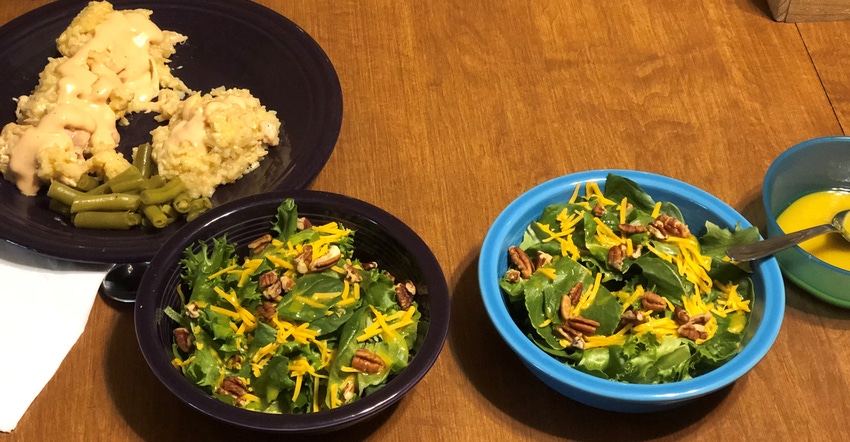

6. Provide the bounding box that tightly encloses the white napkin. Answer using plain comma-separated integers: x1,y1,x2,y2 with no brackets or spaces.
0,240,109,433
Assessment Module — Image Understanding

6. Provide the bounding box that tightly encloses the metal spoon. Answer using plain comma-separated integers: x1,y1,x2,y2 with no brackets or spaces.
726,209,850,262
99,262,149,303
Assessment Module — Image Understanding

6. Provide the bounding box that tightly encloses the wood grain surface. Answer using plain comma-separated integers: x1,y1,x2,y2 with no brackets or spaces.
3,1,850,441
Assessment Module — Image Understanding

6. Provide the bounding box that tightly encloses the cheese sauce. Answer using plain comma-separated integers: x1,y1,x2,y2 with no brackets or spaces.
775,189,850,271
7,9,164,195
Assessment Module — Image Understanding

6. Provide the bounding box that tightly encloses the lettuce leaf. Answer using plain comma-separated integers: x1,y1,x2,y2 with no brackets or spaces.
180,235,236,304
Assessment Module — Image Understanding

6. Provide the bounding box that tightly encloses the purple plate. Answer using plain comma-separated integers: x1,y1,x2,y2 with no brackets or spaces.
135,190,450,432
0,0,342,263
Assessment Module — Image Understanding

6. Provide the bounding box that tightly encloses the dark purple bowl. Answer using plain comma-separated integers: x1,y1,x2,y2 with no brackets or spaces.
0,0,342,263
134,190,450,433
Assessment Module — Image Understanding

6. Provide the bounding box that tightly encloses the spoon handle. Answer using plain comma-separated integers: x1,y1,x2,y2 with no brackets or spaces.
726,224,837,262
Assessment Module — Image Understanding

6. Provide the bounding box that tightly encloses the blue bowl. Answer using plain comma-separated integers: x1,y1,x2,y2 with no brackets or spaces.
479,170,785,412
763,136,850,307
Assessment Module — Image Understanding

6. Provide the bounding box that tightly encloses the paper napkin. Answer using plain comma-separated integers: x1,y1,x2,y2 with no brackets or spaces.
0,240,109,433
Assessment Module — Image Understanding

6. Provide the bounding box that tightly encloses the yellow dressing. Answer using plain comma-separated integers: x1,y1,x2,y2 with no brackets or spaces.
775,189,850,271
727,312,747,334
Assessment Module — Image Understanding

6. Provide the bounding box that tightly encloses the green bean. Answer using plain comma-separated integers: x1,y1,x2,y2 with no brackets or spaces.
48,199,71,217
172,192,193,213
85,181,111,195
160,204,178,220
109,164,144,182
75,174,100,192
108,168,145,193
132,142,154,179
72,211,142,230
47,181,83,206
70,193,141,214
186,197,212,222
139,175,167,190
141,204,169,228
140,177,186,205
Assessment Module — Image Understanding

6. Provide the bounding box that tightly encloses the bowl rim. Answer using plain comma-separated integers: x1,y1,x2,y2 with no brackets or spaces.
762,135,850,280
479,169,785,405
134,189,451,432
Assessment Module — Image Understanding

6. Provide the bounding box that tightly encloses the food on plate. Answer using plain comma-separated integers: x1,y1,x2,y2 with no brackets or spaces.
46,142,213,230
775,189,850,271
0,1,191,195
0,1,281,210
499,173,759,384
151,87,281,198
165,199,420,413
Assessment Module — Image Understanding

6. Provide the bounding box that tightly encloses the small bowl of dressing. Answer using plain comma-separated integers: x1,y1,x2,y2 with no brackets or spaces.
763,136,850,307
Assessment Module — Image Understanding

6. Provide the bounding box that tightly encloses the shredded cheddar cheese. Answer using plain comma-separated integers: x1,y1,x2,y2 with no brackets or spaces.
573,272,602,316
633,317,680,340
568,183,581,204
356,305,417,342
586,181,617,206
208,264,238,280
584,325,631,349
536,266,557,280
592,217,623,248
617,197,628,225
650,201,662,218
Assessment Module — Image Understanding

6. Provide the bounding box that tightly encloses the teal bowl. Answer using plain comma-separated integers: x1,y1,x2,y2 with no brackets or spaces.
763,136,850,307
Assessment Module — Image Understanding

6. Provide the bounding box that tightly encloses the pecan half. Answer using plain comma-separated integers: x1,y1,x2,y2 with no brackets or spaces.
248,234,273,255
630,244,643,259
555,324,586,349
226,355,243,371
641,291,667,312
568,282,583,305
296,216,312,230
394,280,416,310
361,261,378,271
279,274,296,292
673,306,690,325
607,244,627,271
295,244,313,274
567,316,600,336
592,204,606,217
689,312,713,326
647,224,667,240
559,294,573,322
173,327,194,352
185,301,201,319
351,348,385,374
341,381,356,403
505,269,522,283
678,323,708,341
535,251,553,269
508,246,534,279
648,214,690,240
618,223,647,236
258,271,278,288
310,245,342,271
344,263,363,284
618,309,646,328
218,376,249,405
259,271,282,299
256,301,278,323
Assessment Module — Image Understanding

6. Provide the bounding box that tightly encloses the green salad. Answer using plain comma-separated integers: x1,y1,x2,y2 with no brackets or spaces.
499,174,760,384
165,198,420,413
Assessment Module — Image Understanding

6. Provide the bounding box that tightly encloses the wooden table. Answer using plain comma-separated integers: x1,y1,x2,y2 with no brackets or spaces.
3,0,850,440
